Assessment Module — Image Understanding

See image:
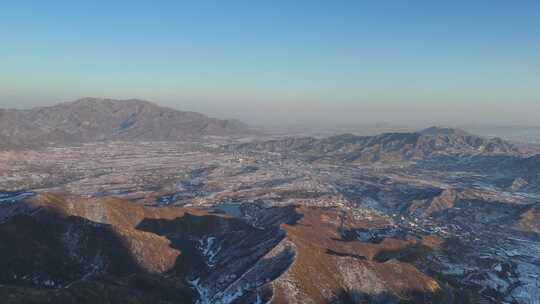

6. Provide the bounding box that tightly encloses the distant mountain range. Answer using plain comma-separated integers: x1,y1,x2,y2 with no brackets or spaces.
228,126,520,162
0,98,252,148
0,98,524,162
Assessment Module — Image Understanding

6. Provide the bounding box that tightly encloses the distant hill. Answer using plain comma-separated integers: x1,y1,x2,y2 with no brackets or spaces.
228,126,520,162
0,98,252,148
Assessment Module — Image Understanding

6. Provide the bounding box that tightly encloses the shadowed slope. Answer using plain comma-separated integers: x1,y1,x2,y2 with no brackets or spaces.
0,194,194,303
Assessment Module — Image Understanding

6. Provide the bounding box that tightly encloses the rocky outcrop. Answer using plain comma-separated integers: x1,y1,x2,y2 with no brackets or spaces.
270,207,449,304
408,189,459,217
516,203,540,234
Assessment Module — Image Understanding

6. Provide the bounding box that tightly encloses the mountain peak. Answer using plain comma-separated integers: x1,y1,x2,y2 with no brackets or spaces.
64,97,155,107
419,126,470,136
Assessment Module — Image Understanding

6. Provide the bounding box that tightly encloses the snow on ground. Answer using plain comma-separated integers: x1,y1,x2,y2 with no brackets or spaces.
197,236,221,268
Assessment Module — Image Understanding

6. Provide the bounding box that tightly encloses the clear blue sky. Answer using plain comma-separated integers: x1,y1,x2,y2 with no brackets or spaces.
1,1,539,126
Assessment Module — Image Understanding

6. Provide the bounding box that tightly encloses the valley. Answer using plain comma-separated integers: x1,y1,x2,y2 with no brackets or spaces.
1,124,539,303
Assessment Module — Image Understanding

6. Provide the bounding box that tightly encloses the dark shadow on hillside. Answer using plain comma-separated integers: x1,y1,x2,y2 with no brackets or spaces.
326,287,452,304
372,243,433,263
326,288,408,304
239,204,304,228
326,249,366,260
333,226,409,244
136,210,297,303
0,207,193,303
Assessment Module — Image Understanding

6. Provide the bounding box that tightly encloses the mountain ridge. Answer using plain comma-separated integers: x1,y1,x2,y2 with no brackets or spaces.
0,192,454,304
227,127,520,163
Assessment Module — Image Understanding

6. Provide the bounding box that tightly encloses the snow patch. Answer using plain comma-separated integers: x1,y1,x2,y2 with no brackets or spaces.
197,236,221,268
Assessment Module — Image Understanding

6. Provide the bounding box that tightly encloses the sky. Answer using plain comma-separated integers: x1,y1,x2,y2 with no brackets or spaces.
1,0,539,127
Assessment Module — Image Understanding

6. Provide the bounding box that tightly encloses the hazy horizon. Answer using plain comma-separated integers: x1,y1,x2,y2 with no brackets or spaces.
1,1,539,127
